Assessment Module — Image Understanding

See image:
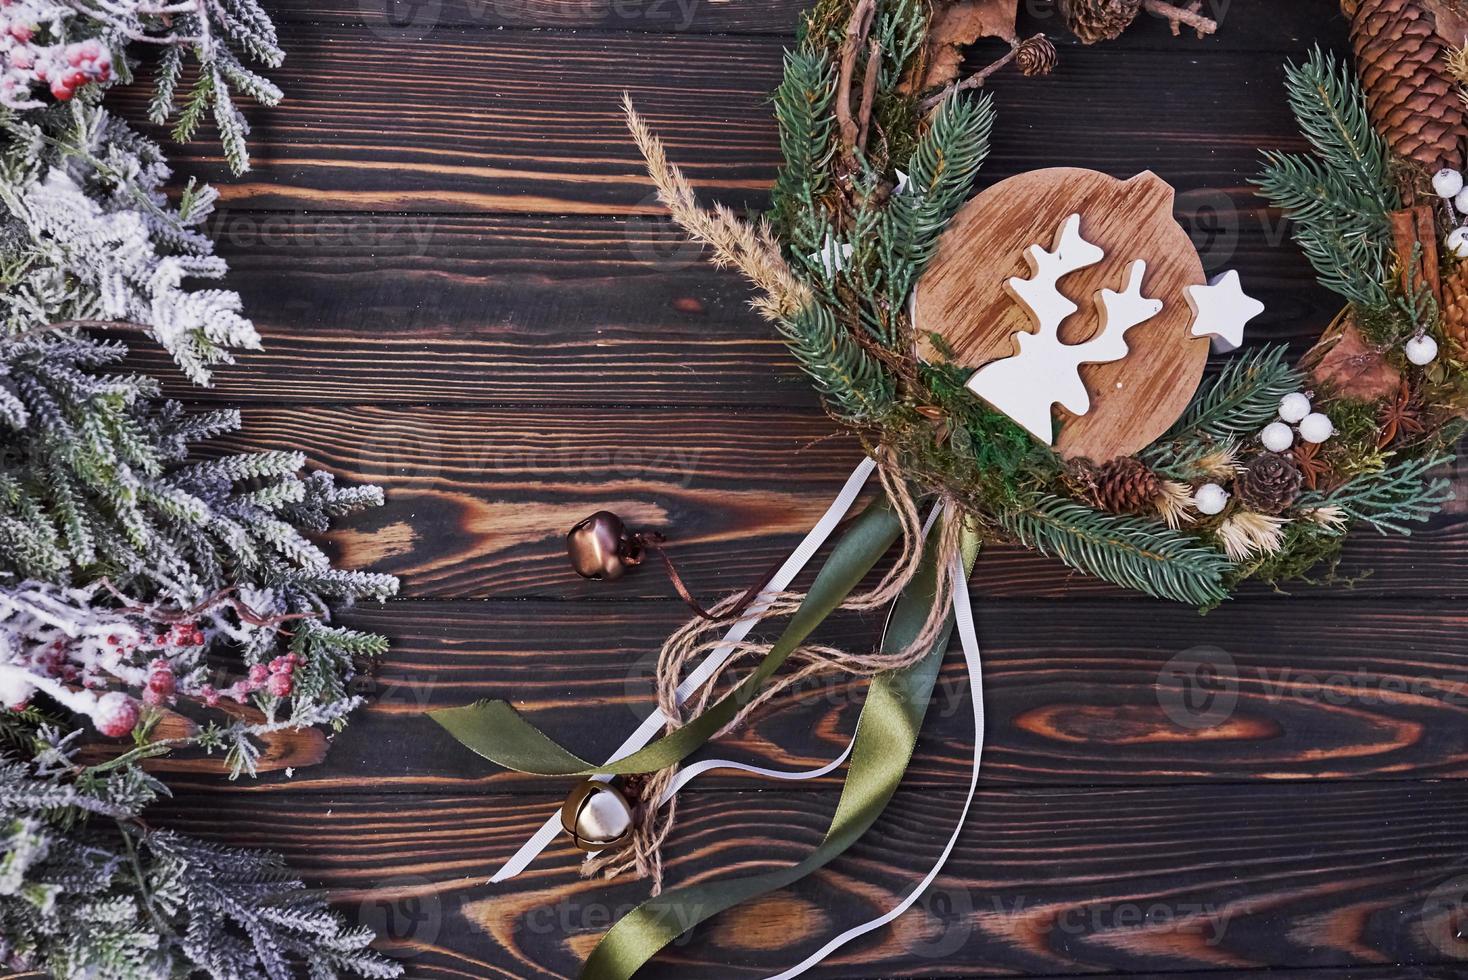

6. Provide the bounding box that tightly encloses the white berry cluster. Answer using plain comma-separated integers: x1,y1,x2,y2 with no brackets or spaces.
1258,391,1333,453
0,3,112,109
1192,393,1336,517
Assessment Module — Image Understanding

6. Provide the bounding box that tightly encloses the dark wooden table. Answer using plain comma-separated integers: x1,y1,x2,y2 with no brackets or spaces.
100,1,1468,977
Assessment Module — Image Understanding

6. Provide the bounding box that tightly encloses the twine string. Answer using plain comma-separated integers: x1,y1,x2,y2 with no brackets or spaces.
584,452,961,894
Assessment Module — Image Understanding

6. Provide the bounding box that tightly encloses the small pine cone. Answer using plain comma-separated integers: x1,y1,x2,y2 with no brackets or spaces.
1059,0,1142,43
1443,261,1468,352
1016,35,1059,76
1350,0,1465,172
1236,452,1304,515
1092,456,1162,513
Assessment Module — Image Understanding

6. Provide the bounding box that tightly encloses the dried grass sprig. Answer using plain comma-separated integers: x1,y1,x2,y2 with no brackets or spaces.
1217,511,1288,561
623,94,810,322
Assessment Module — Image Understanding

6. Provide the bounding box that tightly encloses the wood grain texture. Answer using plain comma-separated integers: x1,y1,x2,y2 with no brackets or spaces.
138,781,1468,978
271,0,1347,49
29,2,1467,979
111,27,1334,216
209,404,1468,600
134,597,1468,797
116,213,1338,408
916,168,1209,460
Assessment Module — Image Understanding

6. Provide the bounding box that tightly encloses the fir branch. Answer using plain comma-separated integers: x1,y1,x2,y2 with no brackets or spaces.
1152,345,1302,448
1304,453,1455,534
771,46,838,258
999,496,1233,605
1255,47,1397,308
777,302,893,420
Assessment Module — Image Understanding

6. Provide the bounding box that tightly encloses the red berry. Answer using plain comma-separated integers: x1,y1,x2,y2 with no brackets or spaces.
266,672,293,698
199,685,221,708
147,671,176,697
94,693,139,737
10,24,32,42
50,80,73,100
248,664,269,685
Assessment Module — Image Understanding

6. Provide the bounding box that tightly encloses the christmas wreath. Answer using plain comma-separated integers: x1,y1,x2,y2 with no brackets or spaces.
429,2,1468,980
440,1,1462,979
0,2,402,977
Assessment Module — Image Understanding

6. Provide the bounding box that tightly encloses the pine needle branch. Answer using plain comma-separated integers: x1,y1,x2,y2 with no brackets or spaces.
999,496,1233,605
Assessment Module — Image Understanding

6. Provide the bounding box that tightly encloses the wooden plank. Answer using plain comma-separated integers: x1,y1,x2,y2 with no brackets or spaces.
110,28,1330,215
119,213,1338,409
142,781,1468,977
151,597,1468,795
270,0,1347,50
213,404,1468,599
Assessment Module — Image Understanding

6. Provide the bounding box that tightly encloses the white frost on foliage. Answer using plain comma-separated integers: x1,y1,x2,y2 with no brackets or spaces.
8,165,261,384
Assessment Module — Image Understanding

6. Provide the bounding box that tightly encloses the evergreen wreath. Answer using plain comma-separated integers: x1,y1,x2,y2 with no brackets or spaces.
627,0,1464,608
0,2,401,976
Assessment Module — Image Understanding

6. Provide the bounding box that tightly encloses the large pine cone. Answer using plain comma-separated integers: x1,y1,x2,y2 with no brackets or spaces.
1444,261,1468,352
1059,0,1142,43
1350,0,1465,172
1236,453,1304,515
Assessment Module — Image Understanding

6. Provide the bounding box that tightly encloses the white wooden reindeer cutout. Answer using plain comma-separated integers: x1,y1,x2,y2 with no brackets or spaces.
966,214,1164,445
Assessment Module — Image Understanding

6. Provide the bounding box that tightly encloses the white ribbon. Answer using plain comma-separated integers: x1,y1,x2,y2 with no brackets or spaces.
762,527,983,979
629,505,984,980
491,456,878,883
494,459,986,980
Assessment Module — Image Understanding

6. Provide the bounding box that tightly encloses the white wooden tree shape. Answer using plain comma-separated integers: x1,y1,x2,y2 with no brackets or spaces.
966,214,1164,444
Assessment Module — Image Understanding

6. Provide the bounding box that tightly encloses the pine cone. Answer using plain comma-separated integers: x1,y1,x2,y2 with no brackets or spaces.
1059,0,1142,43
1016,34,1059,76
1443,261,1468,352
1350,0,1465,172
1085,456,1162,513
1236,453,1304,515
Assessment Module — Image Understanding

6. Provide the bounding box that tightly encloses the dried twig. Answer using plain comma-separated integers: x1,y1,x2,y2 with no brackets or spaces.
98,580,316,631
836,0,876,169
919,39,1019,113
857,39,882,155
1143,0,1217,38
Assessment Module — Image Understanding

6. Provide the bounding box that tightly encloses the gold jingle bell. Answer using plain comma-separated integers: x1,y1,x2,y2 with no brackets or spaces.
566,511,646,581
560,779,635,851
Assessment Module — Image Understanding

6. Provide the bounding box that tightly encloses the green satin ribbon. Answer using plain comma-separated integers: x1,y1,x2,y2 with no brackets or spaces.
579,525,980,980
428,498,903,777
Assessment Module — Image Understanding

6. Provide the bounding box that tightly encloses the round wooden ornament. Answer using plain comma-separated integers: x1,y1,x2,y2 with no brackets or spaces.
914,167,1211,461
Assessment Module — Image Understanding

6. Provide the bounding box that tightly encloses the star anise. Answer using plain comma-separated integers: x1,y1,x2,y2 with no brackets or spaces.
1291,440,1331,491
1377,381,1427,448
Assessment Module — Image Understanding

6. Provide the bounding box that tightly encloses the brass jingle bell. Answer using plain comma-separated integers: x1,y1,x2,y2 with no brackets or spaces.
567,511,646,581
560,779,635,851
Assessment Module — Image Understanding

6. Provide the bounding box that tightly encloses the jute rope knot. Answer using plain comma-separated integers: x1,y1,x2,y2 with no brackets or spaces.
583,453,965,892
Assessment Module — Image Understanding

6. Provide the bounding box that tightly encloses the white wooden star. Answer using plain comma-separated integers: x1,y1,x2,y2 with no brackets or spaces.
1185,270,1264,352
